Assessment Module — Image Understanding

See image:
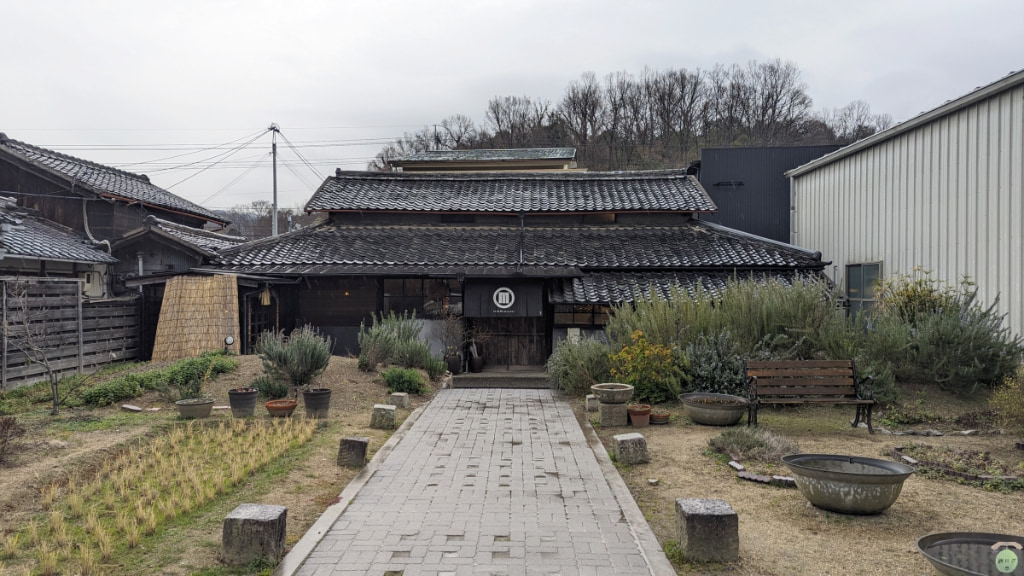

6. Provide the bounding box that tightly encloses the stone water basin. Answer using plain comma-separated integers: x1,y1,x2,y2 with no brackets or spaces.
590,383,634,404
781,454,914,515
917,532,1024,576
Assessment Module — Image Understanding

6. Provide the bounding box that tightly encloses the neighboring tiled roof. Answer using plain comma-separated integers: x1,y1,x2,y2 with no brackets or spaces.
390,148,577,163
212,220,822,276
305,170,716,213
0,134,225,224
147,217,249,253
550,270,822,304
0,198,117,263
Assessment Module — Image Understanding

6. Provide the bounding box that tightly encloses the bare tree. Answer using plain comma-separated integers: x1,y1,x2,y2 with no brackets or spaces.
556,72,606,165
485,95,550,148
820,100,894,144
223,200,298,239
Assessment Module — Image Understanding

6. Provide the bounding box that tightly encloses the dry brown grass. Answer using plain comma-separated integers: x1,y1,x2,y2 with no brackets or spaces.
586,396,1024,575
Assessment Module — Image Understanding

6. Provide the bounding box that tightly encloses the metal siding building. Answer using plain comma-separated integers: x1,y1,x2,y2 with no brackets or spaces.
699,146,841,242
789,70,1024,333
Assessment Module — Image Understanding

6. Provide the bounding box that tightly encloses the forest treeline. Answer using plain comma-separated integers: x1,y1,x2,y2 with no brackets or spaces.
370,59,892,171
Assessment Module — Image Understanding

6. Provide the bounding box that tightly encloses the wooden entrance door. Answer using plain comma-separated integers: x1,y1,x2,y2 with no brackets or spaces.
473,316,547,367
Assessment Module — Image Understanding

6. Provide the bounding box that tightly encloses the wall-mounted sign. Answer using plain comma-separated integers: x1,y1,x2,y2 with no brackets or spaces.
464,280,543,317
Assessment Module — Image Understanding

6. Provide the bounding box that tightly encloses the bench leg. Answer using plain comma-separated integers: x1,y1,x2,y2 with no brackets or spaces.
865,405,874,434
852,405,874,434
747,402,758,428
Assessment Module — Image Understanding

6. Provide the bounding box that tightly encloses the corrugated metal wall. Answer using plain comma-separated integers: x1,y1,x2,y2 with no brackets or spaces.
700,146,841,242
793,82,1024,333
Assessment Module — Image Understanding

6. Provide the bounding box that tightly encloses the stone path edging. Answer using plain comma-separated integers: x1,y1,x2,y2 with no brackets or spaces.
577,411,677,576
272,404,427,576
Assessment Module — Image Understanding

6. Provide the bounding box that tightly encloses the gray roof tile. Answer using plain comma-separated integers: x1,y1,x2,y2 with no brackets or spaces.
0,198,117,263
306,170,716,213
148,217,248,253
550,271,821,304
214,221,822,273
390,147,577,163
0,135,225,223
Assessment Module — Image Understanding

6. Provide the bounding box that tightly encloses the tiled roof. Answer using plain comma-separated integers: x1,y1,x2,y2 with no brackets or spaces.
305,170,716,213
550,270,822,304
0,198,117,263
0,134,225,224
390,148,577,163
147,217,249,254
213,220,822,275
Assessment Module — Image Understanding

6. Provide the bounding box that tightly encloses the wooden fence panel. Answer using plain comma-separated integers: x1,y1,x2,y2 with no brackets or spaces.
1,278,140,390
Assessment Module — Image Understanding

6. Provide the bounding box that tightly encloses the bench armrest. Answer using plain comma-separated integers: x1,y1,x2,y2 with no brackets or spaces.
856,375,874,400
746,375,758,402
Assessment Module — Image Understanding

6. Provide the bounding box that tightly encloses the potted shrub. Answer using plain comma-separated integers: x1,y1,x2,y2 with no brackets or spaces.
650,409,671,425
438,307,466,375
257,325,334,419
227,386,259,418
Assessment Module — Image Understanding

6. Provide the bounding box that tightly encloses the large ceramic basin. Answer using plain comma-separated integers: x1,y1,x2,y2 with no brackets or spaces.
590,383,634,404
782,454,914,515
679,392,748,426
917,532,1024,576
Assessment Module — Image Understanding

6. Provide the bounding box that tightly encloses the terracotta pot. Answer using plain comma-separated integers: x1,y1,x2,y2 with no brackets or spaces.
265,398,297,418
650,411,671,425
628,403,651,427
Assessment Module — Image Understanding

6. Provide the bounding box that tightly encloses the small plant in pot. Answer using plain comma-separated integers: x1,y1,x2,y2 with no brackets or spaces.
257,325,334,419
650,409,671,425
627,403,651,427
227,385,259,418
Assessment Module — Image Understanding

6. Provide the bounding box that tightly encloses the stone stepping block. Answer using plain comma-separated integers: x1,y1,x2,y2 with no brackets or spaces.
675,498,738,563
388,392,410,408
585,394,599,412
371,404,397,429
222,503,287,566
612,432,649,465
338,436,370,467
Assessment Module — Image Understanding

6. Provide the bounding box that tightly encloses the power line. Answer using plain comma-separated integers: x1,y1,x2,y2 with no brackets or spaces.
164,129,270,189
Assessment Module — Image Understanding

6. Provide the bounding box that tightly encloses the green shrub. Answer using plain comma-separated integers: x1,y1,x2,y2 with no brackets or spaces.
707,427,799,462
991,369,1024,433
357,354,372,372
609,330,685,404
394,339,432,369
382,367,427,395
257,325,333,391
875,268,960,324
546,336,613,396
357,311,423,371
424,356,446,381
683,331,745,396
81,378,142,406
253,375,289,399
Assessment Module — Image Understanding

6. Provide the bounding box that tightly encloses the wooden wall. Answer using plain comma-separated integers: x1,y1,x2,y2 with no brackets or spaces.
1,278,139,390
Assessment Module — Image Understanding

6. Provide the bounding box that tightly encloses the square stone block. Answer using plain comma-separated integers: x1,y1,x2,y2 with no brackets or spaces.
388,392,410,408
675,498,738,562
612,432,649,465
585,394,599,412
338,436,370,467
599,401,628,427
371,404,397,429
222,503,287,566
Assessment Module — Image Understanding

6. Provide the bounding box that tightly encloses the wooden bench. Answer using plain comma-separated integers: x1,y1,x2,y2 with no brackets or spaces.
745,360,875,434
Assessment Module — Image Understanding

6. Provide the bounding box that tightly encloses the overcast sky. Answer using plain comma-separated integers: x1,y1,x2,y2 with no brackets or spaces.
2,0,1021,213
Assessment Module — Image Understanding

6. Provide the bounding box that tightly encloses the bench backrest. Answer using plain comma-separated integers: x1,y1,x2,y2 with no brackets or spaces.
746,360,857,398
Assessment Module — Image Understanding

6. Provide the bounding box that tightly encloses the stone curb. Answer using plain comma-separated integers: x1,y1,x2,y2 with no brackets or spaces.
272,403,427,576
577,412,677,576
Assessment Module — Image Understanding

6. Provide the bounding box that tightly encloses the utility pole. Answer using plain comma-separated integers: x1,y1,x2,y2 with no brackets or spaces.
270,123,280,237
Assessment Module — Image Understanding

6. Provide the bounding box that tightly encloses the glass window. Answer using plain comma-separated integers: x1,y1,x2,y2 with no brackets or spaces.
846,263,881,315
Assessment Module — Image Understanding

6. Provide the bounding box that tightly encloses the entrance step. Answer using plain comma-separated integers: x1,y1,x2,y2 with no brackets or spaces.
451,367,548,389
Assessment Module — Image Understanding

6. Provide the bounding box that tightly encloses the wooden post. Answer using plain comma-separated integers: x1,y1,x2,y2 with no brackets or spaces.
77,281,84,372
2,280,7,391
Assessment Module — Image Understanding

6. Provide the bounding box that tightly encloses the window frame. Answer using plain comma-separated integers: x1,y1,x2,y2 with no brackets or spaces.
845,262,882,315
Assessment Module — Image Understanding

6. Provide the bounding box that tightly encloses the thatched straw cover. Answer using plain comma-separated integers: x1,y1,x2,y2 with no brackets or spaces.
152,274,239,361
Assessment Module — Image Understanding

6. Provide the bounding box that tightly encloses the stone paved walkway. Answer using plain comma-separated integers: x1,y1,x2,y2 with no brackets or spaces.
291,388,661,576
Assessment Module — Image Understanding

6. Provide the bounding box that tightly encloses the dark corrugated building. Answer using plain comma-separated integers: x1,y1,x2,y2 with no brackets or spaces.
698,146,841,243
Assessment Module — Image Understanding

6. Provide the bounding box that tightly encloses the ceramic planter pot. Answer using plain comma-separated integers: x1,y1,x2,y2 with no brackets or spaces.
227,387,259,418
175,397,215,419
627,404,651,427
917,532,1024,576
302,388,332,419
446,354,462,375
679,392,749,426
265,398,298,418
